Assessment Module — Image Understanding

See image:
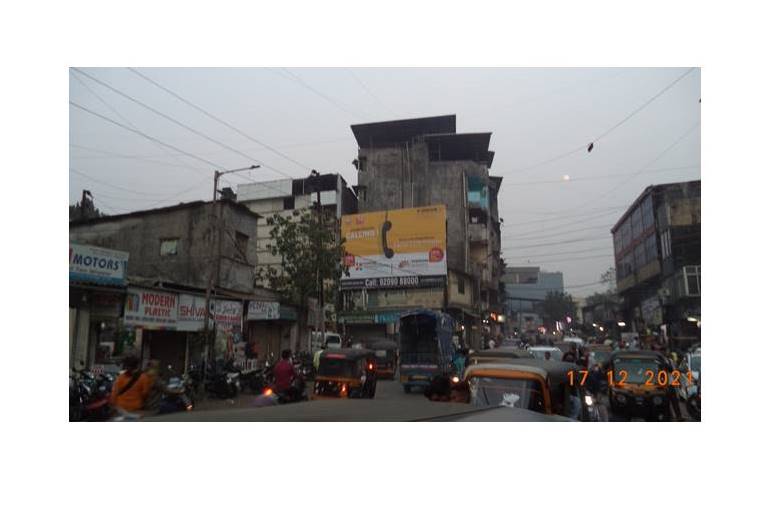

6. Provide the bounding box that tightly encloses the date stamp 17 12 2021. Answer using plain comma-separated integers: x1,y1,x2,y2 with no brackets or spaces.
567,369,695,388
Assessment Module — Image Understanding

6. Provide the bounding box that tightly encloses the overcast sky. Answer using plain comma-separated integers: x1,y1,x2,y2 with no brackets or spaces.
69,67,701,297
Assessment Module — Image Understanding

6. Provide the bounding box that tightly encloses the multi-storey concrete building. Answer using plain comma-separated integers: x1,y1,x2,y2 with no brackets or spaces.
341,115,503,349
501,267,565,331
611,180,700,348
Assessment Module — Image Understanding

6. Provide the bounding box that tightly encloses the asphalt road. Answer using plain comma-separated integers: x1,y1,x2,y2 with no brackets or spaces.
147,376,695,422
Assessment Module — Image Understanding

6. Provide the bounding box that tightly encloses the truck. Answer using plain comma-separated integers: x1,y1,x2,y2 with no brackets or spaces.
398,310,456,393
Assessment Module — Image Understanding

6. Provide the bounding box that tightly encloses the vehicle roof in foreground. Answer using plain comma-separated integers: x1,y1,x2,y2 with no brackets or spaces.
146,399,573,422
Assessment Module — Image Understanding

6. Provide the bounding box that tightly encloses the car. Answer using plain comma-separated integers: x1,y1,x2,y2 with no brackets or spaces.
527,346,563,361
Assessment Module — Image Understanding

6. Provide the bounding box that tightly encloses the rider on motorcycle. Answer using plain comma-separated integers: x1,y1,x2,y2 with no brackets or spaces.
274,350,298,401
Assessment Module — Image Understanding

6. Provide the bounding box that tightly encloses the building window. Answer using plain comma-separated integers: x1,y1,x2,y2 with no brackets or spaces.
684,266,701,296
660,230,671,259
641,197,654,230
631,208,643,240
458,277,465,295
283,197,295,210
613,231,622,254
235,232,249,262
645,235,658,263
634,243,646,268
160,238,179,256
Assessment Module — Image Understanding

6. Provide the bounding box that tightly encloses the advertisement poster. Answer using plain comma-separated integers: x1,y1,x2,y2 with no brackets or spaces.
123,288,178,329
341,205,447,290
70,243,129,286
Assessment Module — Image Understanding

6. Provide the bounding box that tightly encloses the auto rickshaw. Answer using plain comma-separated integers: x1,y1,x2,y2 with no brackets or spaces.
360,338,398,379
461,359,600,421
606,350,671,421
312,349,378,399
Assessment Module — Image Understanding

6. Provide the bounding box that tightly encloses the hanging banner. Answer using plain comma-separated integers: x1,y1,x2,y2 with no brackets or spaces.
247,301,280,321
123,288,178,329
178,294,207,332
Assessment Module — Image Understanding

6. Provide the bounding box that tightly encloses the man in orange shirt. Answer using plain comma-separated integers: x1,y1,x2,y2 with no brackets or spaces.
110,355,152,414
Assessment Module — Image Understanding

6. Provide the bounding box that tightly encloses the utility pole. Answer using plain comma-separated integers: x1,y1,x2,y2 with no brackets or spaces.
311,170,326,345
202,165,259,375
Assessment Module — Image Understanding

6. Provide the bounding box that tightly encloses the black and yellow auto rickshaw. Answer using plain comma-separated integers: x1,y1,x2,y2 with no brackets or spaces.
461,358,601,421
606,350,671,421
312,349,378,399
360,338,398,379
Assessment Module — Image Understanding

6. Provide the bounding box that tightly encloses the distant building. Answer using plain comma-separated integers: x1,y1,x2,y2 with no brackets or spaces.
611,180,700,348
341,115,503,349
501,267,564,331
236,173,358,290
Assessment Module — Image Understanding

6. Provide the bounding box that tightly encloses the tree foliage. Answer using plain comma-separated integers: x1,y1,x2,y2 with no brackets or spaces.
540,291,577,323
255,208,348,308
69,202,106,221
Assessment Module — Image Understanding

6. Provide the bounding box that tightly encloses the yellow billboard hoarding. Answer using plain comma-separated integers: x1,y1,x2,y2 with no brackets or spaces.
341,205,447,290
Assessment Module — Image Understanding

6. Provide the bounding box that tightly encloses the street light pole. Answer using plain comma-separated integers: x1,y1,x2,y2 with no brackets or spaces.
202,165,260,374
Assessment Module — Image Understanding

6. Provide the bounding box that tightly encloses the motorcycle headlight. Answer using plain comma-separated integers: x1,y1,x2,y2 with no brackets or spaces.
585,395,594,407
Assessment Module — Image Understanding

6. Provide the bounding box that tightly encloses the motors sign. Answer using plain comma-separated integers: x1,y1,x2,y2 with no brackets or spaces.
70,243,129,286
341,205,447,290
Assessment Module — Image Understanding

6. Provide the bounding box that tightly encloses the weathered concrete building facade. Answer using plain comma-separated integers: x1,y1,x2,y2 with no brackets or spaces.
69,200,297,370
342,115,503,348
611,180,700,349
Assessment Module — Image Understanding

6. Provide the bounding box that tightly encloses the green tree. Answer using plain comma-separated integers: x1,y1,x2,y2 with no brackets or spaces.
255,208,348,347
540,291,577,324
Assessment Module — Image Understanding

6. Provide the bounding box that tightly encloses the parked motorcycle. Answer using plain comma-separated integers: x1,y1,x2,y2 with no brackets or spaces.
69,369,115,422
205,359,241,399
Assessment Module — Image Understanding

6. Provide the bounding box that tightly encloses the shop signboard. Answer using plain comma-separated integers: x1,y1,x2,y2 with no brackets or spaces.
374,311,404,324
178,294,207,332
70,243,129,286
247,301,280,321
214,300,243,331
123,287,178,329
341,205,447,290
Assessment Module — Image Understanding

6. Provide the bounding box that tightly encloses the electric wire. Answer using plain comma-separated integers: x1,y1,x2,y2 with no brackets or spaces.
128,67,313,173
72,68,295,181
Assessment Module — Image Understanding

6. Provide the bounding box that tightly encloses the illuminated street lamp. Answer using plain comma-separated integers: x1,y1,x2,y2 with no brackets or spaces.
617,321,627,327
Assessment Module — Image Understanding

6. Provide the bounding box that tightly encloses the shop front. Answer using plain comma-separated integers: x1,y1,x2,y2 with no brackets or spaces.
123,287,184,370
245,301,297,363
69,242,129,371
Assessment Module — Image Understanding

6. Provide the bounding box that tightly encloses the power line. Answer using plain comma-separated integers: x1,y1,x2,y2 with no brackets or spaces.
274,68,367,120
128,67,312,173
70,100,224,170
508,252,615,265
70,69,207,178
346,68,394,115
592,68,696,144
70,167,176,196
494,68,697,175
72,68,295,181
503,246,617,259
70,143,215,172
503,165,700,187
588,121,701,205
503,216,616,238
503,223,615,242
503,235,612,251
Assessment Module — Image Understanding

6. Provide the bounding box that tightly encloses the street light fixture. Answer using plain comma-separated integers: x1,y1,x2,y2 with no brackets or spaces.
617,321,627,327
